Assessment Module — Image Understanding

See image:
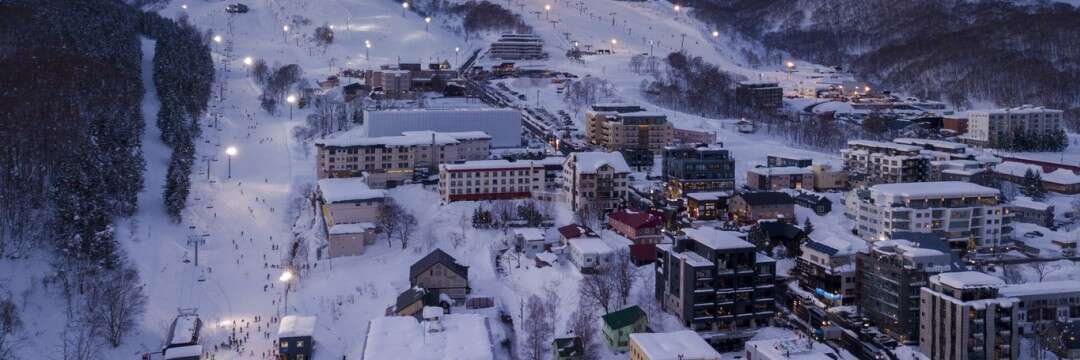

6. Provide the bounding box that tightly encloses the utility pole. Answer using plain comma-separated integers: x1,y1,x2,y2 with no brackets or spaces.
680,34,687,51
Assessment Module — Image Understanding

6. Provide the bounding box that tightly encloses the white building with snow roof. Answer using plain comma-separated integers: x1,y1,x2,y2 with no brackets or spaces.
359,314,493,360
362,108,521,148
568,237,614,272
437,157,564,203
562,151,631,211
628,330,721,360
317,178,387,257
314,129,491,182
845,181,1007,250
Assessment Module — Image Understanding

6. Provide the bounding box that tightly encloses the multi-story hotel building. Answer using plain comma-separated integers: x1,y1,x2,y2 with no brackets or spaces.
795,239,856,306
845,181,1009,250
437,157,563,203
488,33,546,60
841,140,929,184
563,152,631,212
585,104,674,164
962,105,1064,148
999,280,1080,334
856,239,955,344
315,130,490,185
654,227,776,347
662,144,735,197
919,272,1019,360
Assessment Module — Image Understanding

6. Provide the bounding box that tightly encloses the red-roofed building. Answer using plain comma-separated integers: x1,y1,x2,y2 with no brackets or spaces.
558,224,598,246
608,209,665,264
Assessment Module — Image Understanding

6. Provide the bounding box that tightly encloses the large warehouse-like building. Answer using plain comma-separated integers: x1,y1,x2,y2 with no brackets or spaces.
362,108,522,148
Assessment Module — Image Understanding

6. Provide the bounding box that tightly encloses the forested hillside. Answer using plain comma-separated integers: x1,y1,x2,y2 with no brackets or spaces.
689,0,1080,127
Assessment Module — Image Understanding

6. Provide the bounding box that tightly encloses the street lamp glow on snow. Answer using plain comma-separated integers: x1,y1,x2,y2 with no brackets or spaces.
286,94,297,120
365,40,372,60
243,56,253,66
181,4,187,9
402,1,409,16
279,270,294,282
425,16,431,30
712,30,719,37
283,25,289,32
213,35,222,43
673,4,681,12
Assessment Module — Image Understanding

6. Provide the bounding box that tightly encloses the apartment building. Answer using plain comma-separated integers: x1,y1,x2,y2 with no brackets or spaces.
963,105,1064,148
746,166,815,191
437,157,564,203
841,140,929,184
563,152,631,212
810,164,848,191
728,192,795,224
919,272,1019,360
586,104,674,156
856,239,955,344
795,239,856,306
364,69,411,98
655,227,776,347
998,280,1080,334
845,181,1009,250
662,144,736,197
316,178,387,258
766,153,813,168
488,33,546,60
315,130,490,183
735,81,783,110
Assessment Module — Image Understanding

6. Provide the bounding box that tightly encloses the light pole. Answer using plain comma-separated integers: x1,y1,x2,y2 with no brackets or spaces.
610,38,617,53
454,46,460,66
279,269,294,316
225,146,237,179
673,4,681,16
282,25,289,42
213,34,223,44
609,12,616,26
712,30,719,38
365,40,372,61
286,94,297,120
243,56,253,77
544,4,551,20
401,2,408,17
425,16,431,31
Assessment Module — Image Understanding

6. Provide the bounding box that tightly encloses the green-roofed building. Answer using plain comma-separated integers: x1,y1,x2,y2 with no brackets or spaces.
601,305,647,352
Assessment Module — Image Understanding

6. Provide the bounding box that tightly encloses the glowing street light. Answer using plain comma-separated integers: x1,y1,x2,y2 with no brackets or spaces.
243,56,253,77
455,46,460,65
610,38,617,52
213,35,222,43
712,30,720,38
401,2,409,17
225,146,237,178
286,94,297,120
365,40,372,60
673,4,681,13
282,25,289,42
280,269,294,315
544,4,551,20
425,16,431,31
181,4,187,10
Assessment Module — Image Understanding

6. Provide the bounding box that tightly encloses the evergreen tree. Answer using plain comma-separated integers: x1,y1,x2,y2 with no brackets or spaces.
1031,172,1047,200
803,218,815,235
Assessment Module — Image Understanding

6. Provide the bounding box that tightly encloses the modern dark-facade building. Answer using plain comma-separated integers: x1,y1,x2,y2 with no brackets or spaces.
663,144,736,197
655,227,776,348
735,81,783,110
795,239,856,306
856,239,955,344
919,272,1019,360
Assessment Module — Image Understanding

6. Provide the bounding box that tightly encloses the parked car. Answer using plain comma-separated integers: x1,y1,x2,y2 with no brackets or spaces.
225,3,249,13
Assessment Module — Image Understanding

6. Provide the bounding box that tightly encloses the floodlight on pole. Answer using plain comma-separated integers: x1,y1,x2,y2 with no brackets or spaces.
225,146,237,178
402,2,409,16
365,40,372,60
425,16,431,31
286,95,297,120
213,35,222,43
712,30,719,37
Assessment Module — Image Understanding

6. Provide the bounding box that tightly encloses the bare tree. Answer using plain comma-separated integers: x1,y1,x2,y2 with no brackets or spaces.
1030,261,1057,282
609,248,642,309
566,302,600,360
520,295,553,360
543,281,562,336
0,297,23,359
1001,265,1024,284
377,200,403,247
579,267,615,313
61,316,101,360
397,210,417,249
84,267,147,347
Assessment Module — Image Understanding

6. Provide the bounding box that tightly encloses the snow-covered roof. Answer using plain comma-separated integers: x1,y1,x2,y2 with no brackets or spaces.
685,192,730,201
747,166,813,176
617,111,667,119
513,228,546,241
569,237,613,255
441,157,563,172
422,306,444,319
536,252,557,264
658,244,714,267
1000,280,1080,298
846,139,922,152
316,129,490,147
994,161,1080,185
278,315,317,338
328,222,376,235
1009,196,1051,211
362,314,493,360
933,271,1004,289
163,345,203,359
684,227,754,250
767,152,813,161
170,314,199,346
893,137,967,150
318,178,387,203
571,152,631,174
746,336,838,359
870,181,998,200
629,331,721,360
969,105,1063,115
